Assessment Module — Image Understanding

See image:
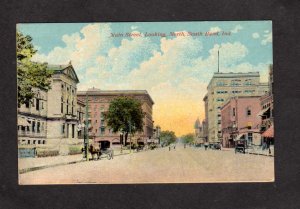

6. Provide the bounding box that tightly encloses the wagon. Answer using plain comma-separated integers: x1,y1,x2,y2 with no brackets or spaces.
82,140,114,160
235,143,245,154
99,140,114,160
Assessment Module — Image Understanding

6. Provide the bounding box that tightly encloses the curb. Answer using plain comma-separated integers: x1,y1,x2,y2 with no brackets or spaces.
19,159,85,174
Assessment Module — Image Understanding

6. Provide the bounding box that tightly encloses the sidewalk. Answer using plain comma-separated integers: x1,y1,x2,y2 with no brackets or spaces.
18,148,144,174
19,154,85,174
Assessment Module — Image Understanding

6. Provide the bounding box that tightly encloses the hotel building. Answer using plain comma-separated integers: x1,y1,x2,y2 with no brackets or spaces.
77,88,154,144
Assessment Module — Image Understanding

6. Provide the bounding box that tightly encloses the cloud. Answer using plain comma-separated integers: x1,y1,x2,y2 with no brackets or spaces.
252,32,260,39
30,24,271,135
261,32,272,45
209,27,222,33
32,23,114,71
131,25,138,30
231,25,243,33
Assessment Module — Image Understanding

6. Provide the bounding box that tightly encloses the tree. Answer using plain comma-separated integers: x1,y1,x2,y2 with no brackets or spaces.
17,31,53,105
104,96,145,145
181,133,195,144
160,130,177,146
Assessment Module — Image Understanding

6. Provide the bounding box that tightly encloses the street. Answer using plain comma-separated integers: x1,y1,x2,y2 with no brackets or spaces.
19,145,274,184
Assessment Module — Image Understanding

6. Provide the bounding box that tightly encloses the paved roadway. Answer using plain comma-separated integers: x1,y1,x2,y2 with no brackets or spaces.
19,144,274,184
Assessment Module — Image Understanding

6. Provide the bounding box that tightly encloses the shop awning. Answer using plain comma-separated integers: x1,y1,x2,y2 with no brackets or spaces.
234,133,245,141
262,125,274,138
257,108,270,116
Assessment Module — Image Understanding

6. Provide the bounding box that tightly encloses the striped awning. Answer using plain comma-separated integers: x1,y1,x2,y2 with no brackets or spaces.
262,125,274,138
257,108,270,116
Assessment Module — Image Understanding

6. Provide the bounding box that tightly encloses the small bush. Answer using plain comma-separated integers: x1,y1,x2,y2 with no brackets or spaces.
69,146,83,155
36,149,59,157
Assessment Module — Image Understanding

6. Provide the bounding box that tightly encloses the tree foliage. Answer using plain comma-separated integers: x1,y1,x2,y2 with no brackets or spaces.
17,31,53,105
181,133,195,144
160,130,177,146
104,96,145,145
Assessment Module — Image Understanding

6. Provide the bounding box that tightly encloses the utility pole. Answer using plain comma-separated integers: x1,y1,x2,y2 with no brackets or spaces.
84,93,89,161
129,121,132,153
218,49,220,73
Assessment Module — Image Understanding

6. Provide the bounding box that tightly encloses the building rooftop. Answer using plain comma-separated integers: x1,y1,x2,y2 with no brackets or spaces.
77,89,155,105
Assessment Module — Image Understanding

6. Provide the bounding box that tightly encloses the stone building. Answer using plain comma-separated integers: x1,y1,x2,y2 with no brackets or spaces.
203,72,269,144
221,96,262,148
77,88,154,144
18,88,48,145
17,62,82,150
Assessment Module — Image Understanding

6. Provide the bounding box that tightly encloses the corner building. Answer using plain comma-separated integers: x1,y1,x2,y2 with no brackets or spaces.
77,88,154,144
204,72,269,144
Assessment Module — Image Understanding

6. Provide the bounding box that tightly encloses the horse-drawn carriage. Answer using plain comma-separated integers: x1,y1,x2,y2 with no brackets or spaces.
82,140,114,160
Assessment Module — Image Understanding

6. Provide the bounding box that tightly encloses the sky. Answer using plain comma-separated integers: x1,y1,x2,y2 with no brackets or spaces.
18,21,273,136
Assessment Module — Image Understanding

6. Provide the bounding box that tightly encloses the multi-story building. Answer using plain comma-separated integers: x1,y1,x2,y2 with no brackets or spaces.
221,96,262,148
204,72,269,144
18,88,48,145
17,62,82,149
77,88,154,144
259,64,274,145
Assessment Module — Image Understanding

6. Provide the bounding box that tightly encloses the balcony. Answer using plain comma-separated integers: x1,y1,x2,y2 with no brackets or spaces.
18,130,46,138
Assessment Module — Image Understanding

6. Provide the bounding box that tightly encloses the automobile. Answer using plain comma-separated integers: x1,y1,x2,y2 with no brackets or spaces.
212,143,221,150
235,143,245,154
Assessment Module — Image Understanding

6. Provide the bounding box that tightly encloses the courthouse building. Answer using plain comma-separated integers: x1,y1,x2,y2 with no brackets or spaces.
77,88,154,144
18,62,82,149
203,72,269,144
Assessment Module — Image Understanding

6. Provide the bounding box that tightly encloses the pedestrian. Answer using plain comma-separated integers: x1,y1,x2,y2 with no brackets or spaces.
169,146,171,151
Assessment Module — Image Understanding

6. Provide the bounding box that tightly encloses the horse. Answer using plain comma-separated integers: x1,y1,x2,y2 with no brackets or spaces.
88,144,101,160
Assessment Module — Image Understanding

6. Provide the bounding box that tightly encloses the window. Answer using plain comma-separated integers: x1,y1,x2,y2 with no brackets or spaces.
218,120,221,124
61,97,64,113
248,133,253,144
231,79,241,86
244,79,252,86
25,100,30,108
36,99,40,110
247,107,251,116
233,108,236,116
32,121,35,132
66,99,69,114
37,122,40,133
100,127,105,135
62,124,65,134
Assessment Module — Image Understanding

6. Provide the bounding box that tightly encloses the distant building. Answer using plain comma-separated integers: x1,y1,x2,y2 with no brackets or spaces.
194,118,205,145
203,72,269,144
221,96,262,148
77,88,154,144
18,63,82,151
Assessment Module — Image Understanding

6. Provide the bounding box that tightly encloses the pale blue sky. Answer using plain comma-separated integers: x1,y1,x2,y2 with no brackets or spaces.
17,21,273,135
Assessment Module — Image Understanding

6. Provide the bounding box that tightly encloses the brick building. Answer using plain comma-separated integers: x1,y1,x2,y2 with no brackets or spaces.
77,88,154,144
